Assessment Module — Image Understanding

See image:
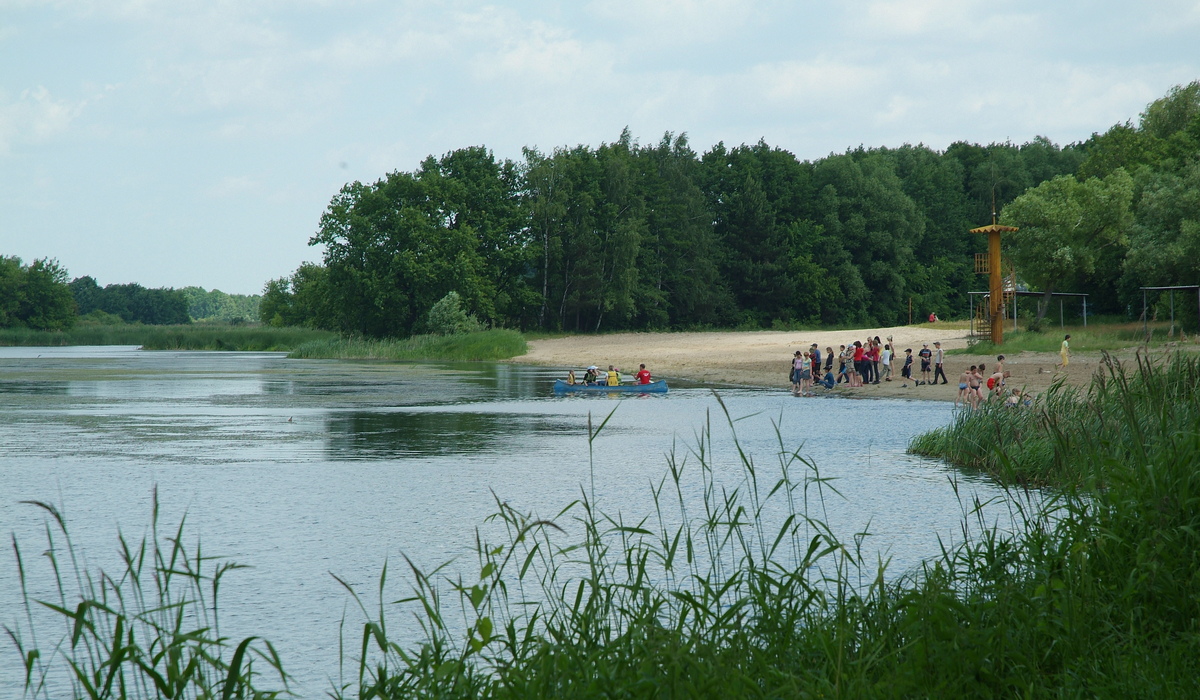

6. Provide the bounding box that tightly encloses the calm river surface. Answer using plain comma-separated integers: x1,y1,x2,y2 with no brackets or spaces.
1,347,1021,698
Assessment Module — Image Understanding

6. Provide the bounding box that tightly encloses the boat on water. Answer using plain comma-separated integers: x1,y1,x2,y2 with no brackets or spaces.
553,379,668,394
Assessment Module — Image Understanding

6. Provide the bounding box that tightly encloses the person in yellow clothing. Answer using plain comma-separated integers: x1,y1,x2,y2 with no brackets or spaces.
606,365,621,386
1057,334,1071,369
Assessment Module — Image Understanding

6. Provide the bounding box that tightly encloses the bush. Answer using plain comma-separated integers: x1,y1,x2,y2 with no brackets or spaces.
427,292,483,335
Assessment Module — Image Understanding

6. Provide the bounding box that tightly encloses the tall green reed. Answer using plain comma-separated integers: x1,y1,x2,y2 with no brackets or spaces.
5,490,288,699
331,359,1200,698
910,350,1200,487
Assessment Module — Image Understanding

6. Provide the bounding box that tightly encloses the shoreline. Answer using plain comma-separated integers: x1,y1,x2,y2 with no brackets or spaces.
511,325,1124,403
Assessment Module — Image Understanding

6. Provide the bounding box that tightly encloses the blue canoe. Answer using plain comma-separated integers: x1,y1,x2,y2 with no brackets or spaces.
554,379,668,394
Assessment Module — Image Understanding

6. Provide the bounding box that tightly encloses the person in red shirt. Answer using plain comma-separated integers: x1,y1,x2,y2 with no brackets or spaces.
635,363,652,385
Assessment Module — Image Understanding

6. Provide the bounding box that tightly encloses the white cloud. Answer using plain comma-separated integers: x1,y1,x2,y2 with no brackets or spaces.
0,86,84,154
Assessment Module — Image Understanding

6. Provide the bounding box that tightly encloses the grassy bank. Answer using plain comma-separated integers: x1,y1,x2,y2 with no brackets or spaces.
911,350,1200,487
288,329,527,362
8,360,1200,698
0,323,336,351
955,321,1194,356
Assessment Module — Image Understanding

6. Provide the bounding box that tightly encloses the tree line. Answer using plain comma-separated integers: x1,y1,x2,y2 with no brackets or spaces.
263,82,1199,337
0,262,262,330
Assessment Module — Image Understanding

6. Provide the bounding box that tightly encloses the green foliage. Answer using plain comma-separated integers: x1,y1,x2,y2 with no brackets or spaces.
287,329,526,362
0,256,76,330
70,276,191,325
1001,169,1134,320
180,286,261,322
257,81,1196,336
0,323,336,350
426,291,484,335
310,147,531,337
6,494,289,699
259,263,334,328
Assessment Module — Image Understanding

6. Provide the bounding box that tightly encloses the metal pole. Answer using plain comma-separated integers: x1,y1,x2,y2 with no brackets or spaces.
1143,289,1147,340
989,231,1003,345
1060,298,1064,329
1171,290,1176,337
1083,297,1087,327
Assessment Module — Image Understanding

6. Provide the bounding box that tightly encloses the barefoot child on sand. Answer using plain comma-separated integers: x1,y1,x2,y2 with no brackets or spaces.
1057,334,1071,369
956,366,973,408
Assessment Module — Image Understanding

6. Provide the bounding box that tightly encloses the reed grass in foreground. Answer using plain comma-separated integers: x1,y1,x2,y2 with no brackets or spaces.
8,362,1200,698
5,491,289,699
288,329,527,362
0,324,336,351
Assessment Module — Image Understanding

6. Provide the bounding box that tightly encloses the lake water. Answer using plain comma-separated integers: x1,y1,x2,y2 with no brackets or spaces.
0,347,1022,698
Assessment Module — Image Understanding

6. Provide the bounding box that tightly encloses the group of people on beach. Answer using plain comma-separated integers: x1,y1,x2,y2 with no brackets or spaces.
791,335,946,396
567,363,652,386
789,337,1045,410
952,357,1017,409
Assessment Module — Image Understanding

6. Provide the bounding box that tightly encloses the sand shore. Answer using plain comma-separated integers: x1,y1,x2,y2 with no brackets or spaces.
511,324,1115,402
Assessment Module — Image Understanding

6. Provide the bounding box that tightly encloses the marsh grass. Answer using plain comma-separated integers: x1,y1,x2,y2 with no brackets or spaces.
0,324,335,351
288,329,527,362
911,350,1200,487
5,490,288,699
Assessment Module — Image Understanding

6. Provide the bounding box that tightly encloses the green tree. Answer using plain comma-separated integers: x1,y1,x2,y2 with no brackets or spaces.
426,291,482,335
632,133,731,328
1121,160,1200,292
311,147,530,337
1000,169,1135,322
0,256,22,326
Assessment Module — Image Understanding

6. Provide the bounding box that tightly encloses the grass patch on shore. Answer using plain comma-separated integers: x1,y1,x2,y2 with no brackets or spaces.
911,350,1200,487
288,329,527,362
0,323,336,351
8,358,1200,698
954,321,1198,356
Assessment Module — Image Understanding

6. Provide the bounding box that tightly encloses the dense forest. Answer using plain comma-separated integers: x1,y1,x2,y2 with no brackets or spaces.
263,82,1199,337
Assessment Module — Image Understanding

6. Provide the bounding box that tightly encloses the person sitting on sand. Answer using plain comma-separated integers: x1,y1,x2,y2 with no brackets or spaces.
1005,388,1030,408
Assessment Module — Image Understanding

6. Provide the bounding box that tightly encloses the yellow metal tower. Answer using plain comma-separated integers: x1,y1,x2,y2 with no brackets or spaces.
970,222,1018,345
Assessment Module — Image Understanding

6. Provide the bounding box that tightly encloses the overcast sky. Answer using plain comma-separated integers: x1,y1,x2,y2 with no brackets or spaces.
3,1,1198,295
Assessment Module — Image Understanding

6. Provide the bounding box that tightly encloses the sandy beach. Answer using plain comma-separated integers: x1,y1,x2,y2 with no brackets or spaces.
512,324,1117,402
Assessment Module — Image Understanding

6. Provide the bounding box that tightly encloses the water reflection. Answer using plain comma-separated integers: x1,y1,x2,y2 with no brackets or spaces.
325,410,575,459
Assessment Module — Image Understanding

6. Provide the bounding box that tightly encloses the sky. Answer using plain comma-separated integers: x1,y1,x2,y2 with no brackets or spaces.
2,1,1198,296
